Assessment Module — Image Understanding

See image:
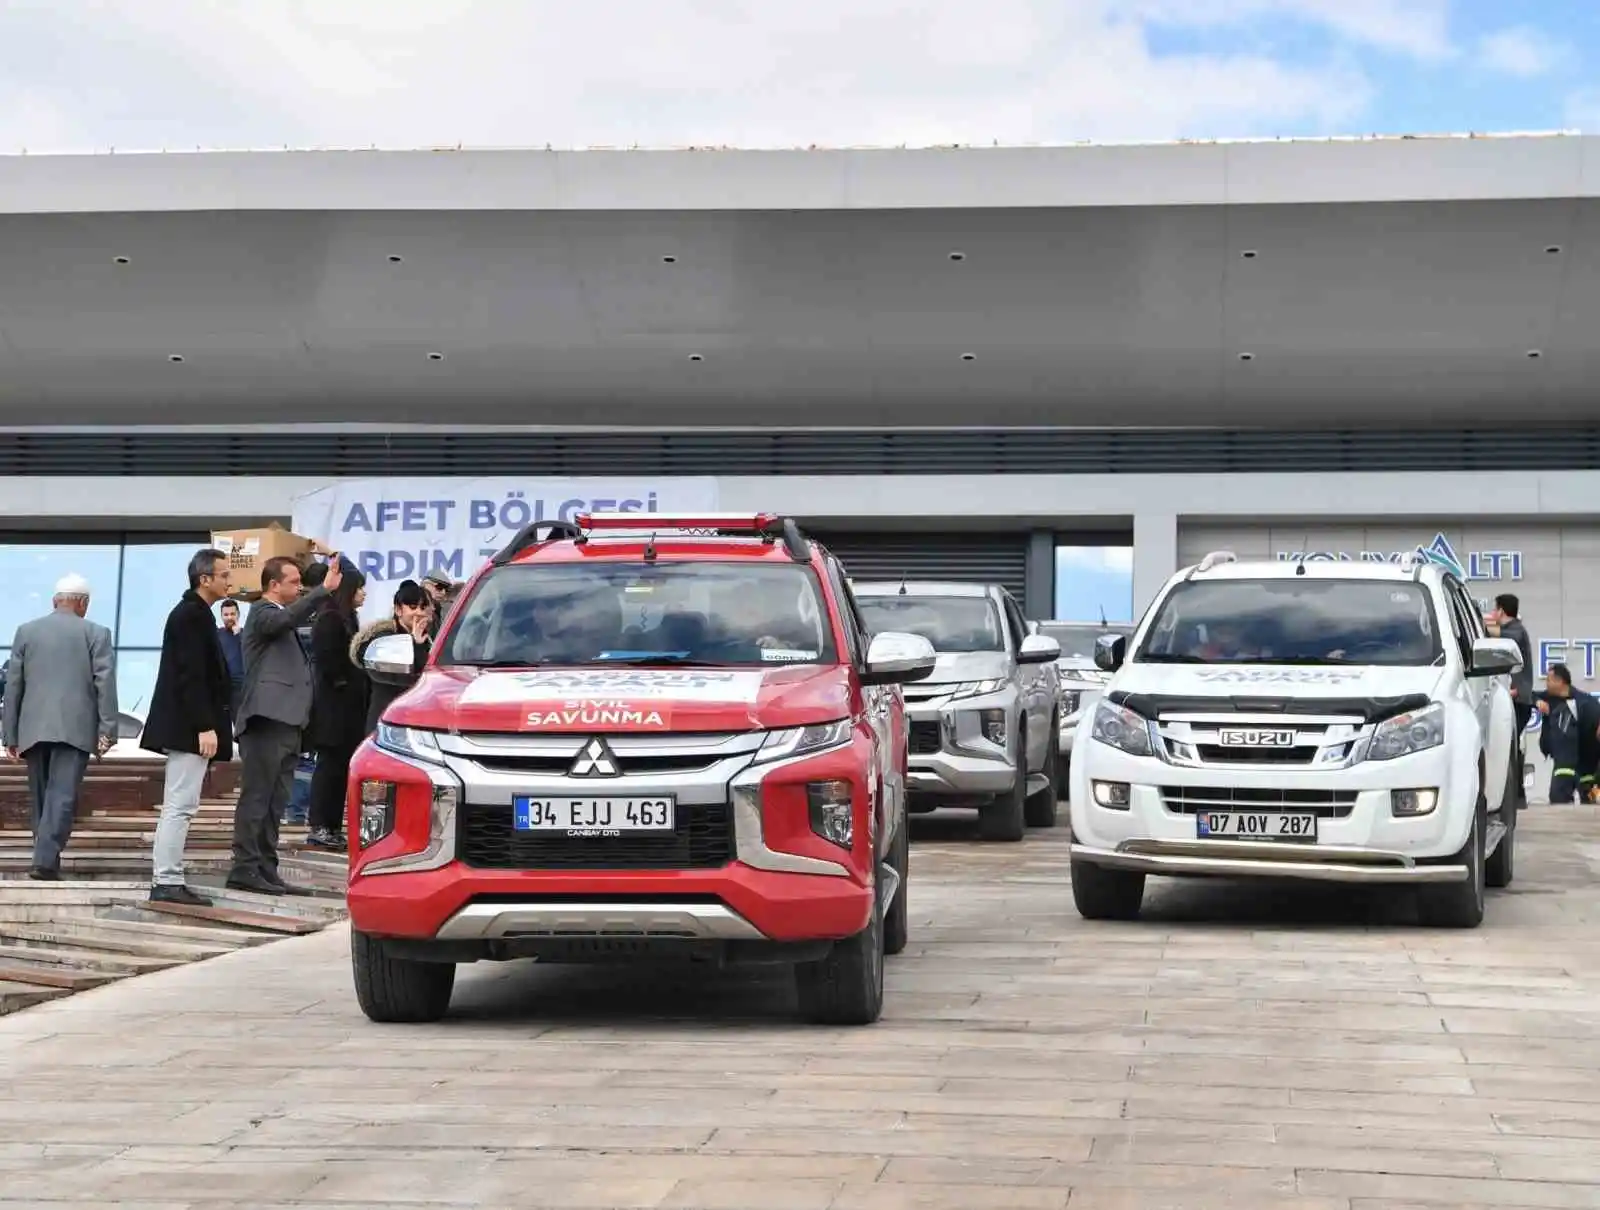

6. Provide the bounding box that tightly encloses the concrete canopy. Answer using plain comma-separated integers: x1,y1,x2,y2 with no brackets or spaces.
2,134,1599,429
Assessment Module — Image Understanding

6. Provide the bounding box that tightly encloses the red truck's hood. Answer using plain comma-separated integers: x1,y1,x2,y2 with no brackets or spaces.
384,664,853,734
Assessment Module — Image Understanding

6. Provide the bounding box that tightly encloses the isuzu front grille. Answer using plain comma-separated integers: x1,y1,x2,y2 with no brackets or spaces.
1161,785,1358,818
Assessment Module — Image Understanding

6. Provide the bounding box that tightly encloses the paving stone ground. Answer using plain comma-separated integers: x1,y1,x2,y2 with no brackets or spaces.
2,803,1599,1210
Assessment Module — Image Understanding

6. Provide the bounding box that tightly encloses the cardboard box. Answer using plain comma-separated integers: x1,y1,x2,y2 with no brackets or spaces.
212,522,326,597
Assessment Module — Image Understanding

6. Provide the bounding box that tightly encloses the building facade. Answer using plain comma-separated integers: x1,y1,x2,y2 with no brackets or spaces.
3,134,1600,712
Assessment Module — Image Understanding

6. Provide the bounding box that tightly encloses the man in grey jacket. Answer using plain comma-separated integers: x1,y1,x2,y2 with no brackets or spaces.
229,553,342,895
2,574,117,879
1489,593,1536,732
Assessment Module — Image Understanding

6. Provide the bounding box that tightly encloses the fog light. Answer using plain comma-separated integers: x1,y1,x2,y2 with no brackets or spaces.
359,780,397,848
807,780,853,848
1391,787,1439,818
979,708,1006,745
1093,780,1131,809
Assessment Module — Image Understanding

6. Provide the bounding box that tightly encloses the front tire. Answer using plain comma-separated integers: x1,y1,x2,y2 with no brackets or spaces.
795,861,886,1025
979,733,1028,842
1070,855,1145,920
351,929,456,1023
1418,801,1486,929
1024,719,1060,829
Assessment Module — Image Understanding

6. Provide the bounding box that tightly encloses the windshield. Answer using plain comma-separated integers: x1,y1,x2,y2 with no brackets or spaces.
856,595,1005,653
439,561,838,668
1136,578,1444,667
1038,623,1131,659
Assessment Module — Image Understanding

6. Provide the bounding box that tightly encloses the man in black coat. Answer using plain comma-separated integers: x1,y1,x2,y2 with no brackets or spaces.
1534,662,1600,804
140,548,236,905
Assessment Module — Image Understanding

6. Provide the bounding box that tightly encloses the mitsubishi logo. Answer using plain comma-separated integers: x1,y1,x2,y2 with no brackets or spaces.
568,736,620,778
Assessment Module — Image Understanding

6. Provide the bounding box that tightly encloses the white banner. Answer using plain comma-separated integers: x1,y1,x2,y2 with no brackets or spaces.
291,477,719,614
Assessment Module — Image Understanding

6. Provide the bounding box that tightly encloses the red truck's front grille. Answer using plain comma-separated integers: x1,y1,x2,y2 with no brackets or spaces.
456,801,736,870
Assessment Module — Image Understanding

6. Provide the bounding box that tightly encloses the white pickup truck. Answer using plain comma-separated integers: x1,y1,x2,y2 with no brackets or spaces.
1068,551,1524,929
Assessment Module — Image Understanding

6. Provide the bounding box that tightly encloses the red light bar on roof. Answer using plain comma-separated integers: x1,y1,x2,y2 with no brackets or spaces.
575,512,779,532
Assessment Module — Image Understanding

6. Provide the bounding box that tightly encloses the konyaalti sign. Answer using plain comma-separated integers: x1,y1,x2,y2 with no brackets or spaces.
1274,533,1522,582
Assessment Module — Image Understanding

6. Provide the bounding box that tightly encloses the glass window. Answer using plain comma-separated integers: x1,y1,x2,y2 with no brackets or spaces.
440,561,838,668
117,543,216,648
1136,578,1445,668
0,544,122,643
113,649,162,722
1054,545,1133,624
855,594,1005,653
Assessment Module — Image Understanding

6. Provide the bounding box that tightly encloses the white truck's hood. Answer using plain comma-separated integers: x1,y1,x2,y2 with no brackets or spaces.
1111,662,1444,702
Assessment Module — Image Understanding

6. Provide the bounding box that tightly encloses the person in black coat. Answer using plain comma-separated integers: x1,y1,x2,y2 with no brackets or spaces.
351,580,434,736
140,548,237,906
1534,662,1600,804
304,568,368,850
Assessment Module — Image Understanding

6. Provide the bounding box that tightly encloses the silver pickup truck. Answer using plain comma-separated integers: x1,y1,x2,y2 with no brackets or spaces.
853,581,1061,841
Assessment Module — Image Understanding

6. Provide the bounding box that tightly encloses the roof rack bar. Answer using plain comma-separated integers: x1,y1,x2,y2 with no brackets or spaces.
1186,549,1237,580
490,519,583,565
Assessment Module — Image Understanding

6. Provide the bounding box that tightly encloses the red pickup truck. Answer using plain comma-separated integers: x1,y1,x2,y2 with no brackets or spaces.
344,513,937,1025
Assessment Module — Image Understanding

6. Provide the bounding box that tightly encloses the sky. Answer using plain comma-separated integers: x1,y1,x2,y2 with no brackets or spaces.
1,0,1595,152
1055,546,1135,625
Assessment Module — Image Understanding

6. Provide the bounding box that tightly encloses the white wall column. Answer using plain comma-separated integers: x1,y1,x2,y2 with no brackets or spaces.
1133,512,1178,618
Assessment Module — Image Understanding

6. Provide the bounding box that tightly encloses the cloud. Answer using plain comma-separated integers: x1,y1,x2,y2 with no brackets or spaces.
1055,546,1135,574
1477,26,1564,78
0,0,1375,152
1126,0,1454,59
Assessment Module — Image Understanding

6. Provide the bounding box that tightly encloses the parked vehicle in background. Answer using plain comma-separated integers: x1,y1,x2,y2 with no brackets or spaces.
1034,620,1136,783
1069,551,1523,929
345,513,936,1026
852,581,1060,840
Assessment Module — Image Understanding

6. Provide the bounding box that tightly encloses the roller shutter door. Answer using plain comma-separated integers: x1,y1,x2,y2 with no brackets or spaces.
811,532,1029,600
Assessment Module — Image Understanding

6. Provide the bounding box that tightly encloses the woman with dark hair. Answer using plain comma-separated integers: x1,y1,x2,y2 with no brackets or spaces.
304,563,368,850
351,579,435,735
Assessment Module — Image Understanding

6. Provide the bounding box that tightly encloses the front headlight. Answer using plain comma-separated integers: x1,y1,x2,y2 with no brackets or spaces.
375,723,444,764
944,679,1006,701
757,718,852,764
1090,700,1154,758
1368,702,1445,761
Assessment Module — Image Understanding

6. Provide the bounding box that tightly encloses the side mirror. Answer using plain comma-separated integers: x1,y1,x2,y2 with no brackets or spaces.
362,632,418,686
862,631,937,686
1468,636,1523,678
1018,633,1061,664
1094,633,1127,673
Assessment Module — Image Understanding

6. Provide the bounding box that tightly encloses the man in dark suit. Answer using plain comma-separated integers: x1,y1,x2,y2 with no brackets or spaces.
2,574,118,879
141,548,237,906
230,553,342,895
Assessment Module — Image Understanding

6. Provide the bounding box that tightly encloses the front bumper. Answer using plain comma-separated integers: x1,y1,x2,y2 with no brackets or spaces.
350,861,873,943
905,692,1018,798
1069,838,1466,883
1069,735,1475,884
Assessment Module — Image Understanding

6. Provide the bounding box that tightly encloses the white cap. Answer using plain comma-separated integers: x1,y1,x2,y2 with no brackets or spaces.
54,573,91,597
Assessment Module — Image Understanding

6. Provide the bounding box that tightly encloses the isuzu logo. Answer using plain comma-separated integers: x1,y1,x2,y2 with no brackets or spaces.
1216,728,1296,747
568,737,620,778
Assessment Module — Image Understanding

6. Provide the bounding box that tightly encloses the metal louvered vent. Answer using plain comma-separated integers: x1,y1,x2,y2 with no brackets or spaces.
816,533,1028,600
0,429,1595,476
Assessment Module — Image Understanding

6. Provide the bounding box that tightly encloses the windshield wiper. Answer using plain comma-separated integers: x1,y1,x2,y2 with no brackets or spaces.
591,652,738,667
455,659,557,668
1231,657,1357,666
1138,653,1209,664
